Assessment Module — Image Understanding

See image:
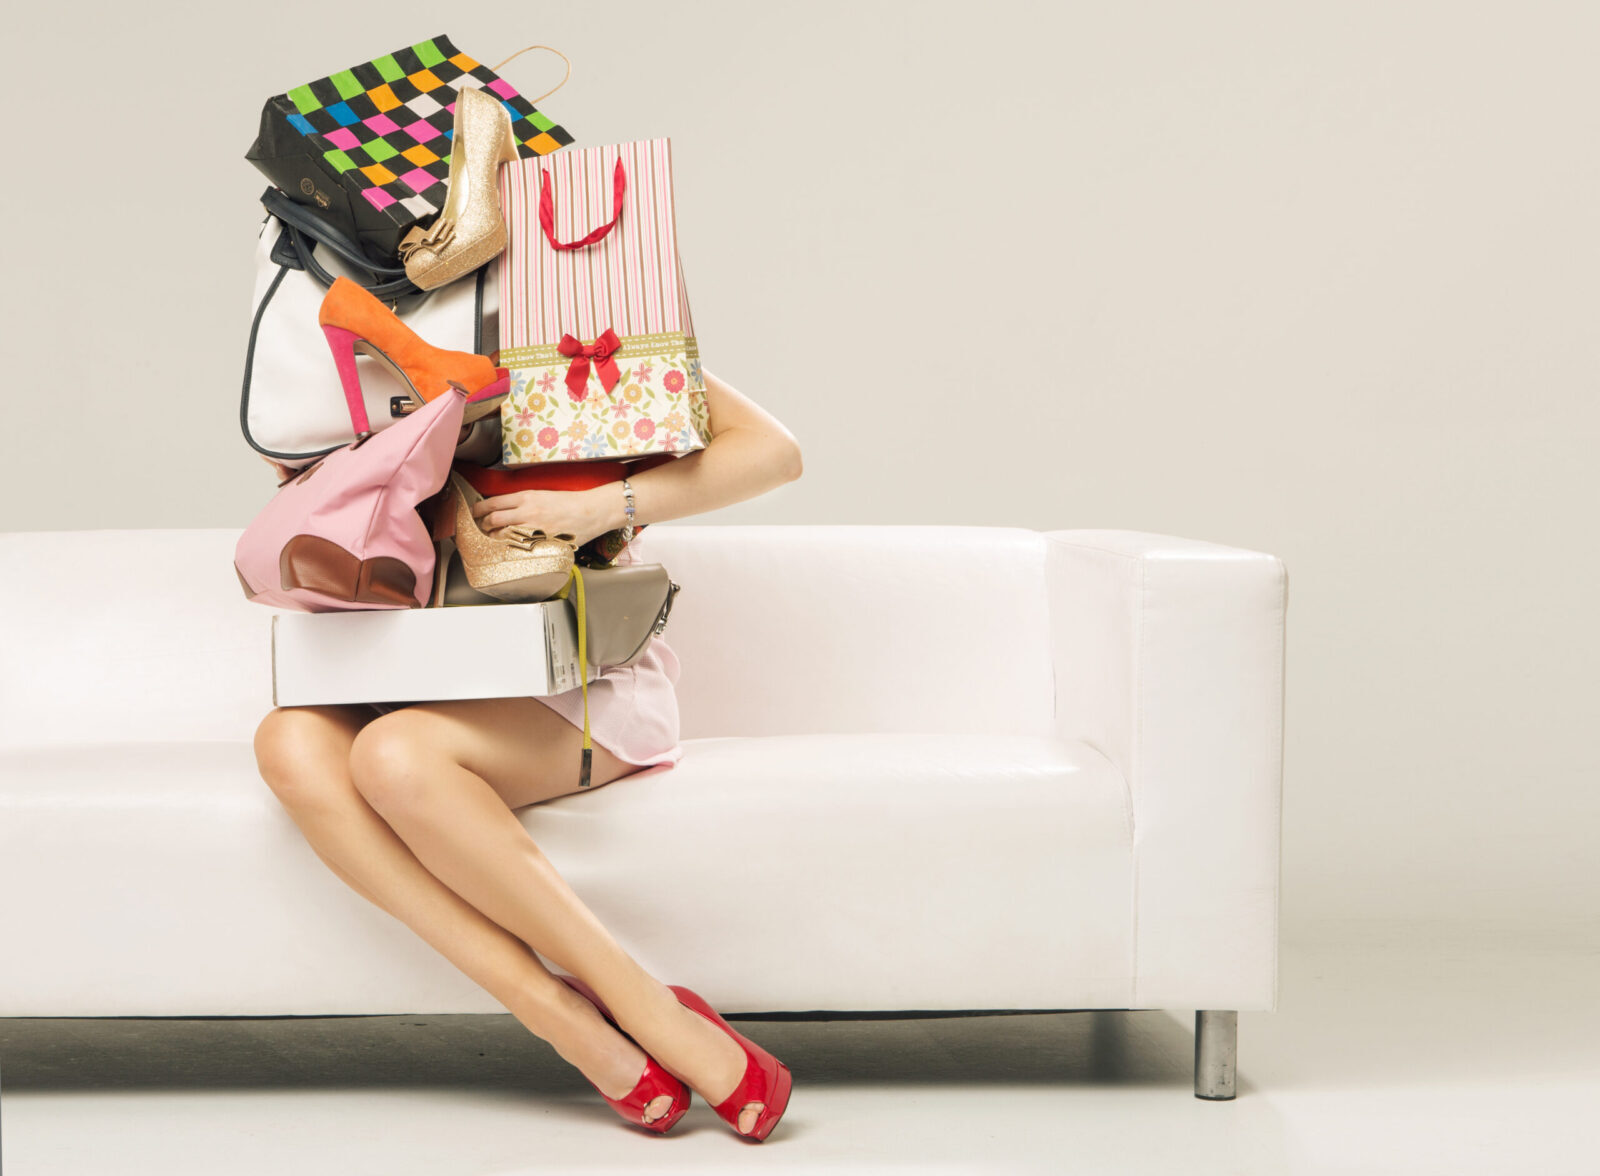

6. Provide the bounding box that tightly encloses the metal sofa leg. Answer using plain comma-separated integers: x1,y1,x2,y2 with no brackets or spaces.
1194,1010,1238,1100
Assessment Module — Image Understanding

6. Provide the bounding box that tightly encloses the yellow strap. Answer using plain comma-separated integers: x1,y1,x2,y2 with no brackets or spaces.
569,563,591,788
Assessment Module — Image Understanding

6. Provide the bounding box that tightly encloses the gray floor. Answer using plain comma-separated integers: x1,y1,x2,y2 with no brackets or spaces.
3,928,1594,1174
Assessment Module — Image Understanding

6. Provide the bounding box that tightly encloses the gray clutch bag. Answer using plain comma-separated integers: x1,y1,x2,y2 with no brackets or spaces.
437,549,680,670
552,562,681,669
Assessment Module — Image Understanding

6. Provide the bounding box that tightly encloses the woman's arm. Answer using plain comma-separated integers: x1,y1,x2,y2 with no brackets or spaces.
594,367,802,529
473,368,803,540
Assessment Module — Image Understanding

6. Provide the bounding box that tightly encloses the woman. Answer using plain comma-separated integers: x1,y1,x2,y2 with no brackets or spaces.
252,367,803,1138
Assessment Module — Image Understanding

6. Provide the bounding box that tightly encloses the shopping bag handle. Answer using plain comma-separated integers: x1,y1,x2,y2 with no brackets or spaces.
490,45,571,106
539,160,626,251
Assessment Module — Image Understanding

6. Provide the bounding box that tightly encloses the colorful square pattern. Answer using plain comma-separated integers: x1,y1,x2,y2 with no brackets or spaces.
267,35,573,224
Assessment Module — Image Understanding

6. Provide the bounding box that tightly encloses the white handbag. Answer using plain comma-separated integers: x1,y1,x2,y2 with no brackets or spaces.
241,188,500,468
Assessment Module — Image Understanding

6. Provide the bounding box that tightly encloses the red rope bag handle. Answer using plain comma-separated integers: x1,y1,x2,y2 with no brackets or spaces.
539,159,627,250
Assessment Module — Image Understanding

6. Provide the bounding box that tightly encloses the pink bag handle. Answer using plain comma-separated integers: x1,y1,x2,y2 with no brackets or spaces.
539,159,627,251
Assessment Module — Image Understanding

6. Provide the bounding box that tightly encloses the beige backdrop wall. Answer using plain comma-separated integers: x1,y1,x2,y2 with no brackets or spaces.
5,1,1596,944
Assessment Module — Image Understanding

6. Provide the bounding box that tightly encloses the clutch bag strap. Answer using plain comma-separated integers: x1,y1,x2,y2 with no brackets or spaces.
568,563,593,789
552,562,679,789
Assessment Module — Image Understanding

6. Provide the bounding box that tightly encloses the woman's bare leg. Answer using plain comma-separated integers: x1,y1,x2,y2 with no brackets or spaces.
344,697,763,1132
252,703,680,1122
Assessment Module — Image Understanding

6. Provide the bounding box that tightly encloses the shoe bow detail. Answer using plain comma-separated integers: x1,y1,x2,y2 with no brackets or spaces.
399,216,458,262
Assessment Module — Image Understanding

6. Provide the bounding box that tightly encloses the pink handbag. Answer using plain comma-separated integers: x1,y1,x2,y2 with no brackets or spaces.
234,383,466,611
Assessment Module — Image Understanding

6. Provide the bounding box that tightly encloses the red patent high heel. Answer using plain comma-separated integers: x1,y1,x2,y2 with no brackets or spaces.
668,985,793,1142
556,974,691,1134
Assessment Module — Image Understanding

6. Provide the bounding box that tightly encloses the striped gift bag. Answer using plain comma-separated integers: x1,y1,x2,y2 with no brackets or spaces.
494,138,712,465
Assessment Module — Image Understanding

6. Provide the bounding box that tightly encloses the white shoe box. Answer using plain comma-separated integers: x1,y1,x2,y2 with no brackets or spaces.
271,600,598,707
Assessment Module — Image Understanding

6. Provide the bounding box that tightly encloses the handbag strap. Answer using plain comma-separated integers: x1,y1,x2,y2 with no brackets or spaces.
539,161,627,251
261,186,425,300
284,225,423,301
552,560,678,788
262,186,406,277
566,564,594,788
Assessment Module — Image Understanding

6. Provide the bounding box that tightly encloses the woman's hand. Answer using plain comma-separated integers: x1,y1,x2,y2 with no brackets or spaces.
472,486,617,549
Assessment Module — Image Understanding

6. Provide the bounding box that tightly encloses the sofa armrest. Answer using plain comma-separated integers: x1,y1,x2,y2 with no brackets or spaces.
1044,529,1288,1012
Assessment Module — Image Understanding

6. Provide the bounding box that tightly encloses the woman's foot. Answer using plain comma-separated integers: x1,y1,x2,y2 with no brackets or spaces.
618,980,766,1134
675,1003,767,1134
545,980,678,1124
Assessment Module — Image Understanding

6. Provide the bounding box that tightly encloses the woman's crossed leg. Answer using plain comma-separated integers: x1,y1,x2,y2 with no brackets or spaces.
253,697,757,1130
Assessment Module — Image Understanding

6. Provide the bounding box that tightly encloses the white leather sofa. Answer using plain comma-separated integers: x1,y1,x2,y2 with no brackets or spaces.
0,524,1286,1099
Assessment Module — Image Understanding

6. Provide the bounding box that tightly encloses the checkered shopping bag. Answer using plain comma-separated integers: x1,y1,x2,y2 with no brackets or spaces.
495,138,712,466
246,35,574,265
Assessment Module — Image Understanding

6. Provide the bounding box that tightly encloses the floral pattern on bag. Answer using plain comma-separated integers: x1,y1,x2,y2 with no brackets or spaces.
499,346,711,466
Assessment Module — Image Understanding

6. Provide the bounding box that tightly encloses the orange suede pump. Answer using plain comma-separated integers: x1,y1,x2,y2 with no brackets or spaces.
318,276,510,424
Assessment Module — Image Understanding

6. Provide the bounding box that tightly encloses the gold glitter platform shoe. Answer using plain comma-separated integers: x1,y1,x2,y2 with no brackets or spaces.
397,86,520,291
435,469,576,602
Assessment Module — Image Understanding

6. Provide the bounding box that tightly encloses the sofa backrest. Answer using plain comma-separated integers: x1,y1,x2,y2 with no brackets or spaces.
0,525,1055,748
0,530,276,749
633,523,1055,740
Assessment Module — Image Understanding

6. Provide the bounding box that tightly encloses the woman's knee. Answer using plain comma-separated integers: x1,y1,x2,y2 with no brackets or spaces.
253,706,358,810
347,711,454,816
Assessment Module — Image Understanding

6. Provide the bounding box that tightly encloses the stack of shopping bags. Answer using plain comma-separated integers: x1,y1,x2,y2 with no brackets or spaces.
235,36,709,787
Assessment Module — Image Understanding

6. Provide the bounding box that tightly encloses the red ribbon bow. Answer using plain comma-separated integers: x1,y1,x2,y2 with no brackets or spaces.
556,328,623,399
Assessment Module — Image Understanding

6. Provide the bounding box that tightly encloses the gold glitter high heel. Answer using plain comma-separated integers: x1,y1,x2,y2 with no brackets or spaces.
397,86,520,290
440,469,576,601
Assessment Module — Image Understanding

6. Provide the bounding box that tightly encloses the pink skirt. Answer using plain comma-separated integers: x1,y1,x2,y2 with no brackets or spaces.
531,632,684,769
369,528,684,771
534,524,684,769
365,632,684,769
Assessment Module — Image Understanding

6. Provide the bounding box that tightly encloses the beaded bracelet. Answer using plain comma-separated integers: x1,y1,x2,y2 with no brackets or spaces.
621,476,636,535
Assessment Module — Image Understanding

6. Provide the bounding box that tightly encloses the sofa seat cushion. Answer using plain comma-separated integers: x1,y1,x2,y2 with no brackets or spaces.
0,733,1133,1015
536,732,1135,1011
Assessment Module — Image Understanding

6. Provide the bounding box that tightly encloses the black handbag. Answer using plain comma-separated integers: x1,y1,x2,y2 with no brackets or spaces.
245,35,574,266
